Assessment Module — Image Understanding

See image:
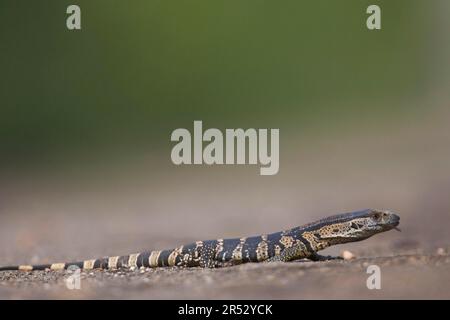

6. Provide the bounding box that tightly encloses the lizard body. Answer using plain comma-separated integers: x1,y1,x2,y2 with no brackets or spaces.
0,209,400,271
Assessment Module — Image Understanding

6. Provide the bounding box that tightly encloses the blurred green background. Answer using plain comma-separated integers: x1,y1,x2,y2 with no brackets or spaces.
0,0,441,171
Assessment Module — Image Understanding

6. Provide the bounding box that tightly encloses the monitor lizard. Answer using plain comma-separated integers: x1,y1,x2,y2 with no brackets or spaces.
0,209,400,271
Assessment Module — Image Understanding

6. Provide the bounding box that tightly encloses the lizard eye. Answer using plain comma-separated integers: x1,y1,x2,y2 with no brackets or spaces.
373,213,382,221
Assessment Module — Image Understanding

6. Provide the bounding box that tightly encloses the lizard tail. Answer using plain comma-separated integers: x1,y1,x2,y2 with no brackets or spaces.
0,264,53,271
0,254,134,272
0,249,186,272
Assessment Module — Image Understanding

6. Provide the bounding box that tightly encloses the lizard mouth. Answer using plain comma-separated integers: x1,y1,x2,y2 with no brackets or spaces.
391,214,400,231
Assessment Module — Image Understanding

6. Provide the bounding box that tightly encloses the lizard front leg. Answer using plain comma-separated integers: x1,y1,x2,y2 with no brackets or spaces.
266,244,309,262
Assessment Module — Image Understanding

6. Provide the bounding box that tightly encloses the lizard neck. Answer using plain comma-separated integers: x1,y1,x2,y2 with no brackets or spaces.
298,230,331,253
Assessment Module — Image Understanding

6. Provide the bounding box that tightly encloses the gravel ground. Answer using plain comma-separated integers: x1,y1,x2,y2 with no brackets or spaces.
1,250,449,299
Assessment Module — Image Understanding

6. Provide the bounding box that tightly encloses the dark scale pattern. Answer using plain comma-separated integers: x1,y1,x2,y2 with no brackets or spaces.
157,250,172,267
241,236,262,262
93,258,108,269
266,232,283,256
138,252,151,268
32,264,52,271
117,255,129,268
198,240,218,268
218,238,240,262
181,242,200,267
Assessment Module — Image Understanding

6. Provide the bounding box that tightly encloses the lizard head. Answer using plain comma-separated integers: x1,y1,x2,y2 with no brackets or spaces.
307,209,400,245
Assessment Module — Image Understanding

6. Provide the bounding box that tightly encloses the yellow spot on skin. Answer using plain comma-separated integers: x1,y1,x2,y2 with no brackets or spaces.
19,265,33,271
280,236,295,248
149,251,161,267
128,253,140,268
256,241,269,261
108,256,119,269
231,248,242,261
50,263,66,270
195,241,203,247
194,241,204,258
168,246,183,266
232,237,246,262
274,245,282,255
83,260,96,270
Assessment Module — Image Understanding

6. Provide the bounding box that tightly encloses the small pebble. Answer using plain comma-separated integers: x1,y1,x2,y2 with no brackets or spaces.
436,248,446,256
341,250,355,260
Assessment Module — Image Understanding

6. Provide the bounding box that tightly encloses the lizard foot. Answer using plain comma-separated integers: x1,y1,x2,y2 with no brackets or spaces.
308,253,344,262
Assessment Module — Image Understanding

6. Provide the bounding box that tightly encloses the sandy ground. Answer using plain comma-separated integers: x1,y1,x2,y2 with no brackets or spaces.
1,251,450,299
1,106,450,299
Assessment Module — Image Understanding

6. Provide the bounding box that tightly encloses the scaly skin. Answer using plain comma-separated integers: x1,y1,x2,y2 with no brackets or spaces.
0,209,400,271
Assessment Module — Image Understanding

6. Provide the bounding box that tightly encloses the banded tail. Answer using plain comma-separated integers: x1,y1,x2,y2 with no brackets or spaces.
0,249,192,272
